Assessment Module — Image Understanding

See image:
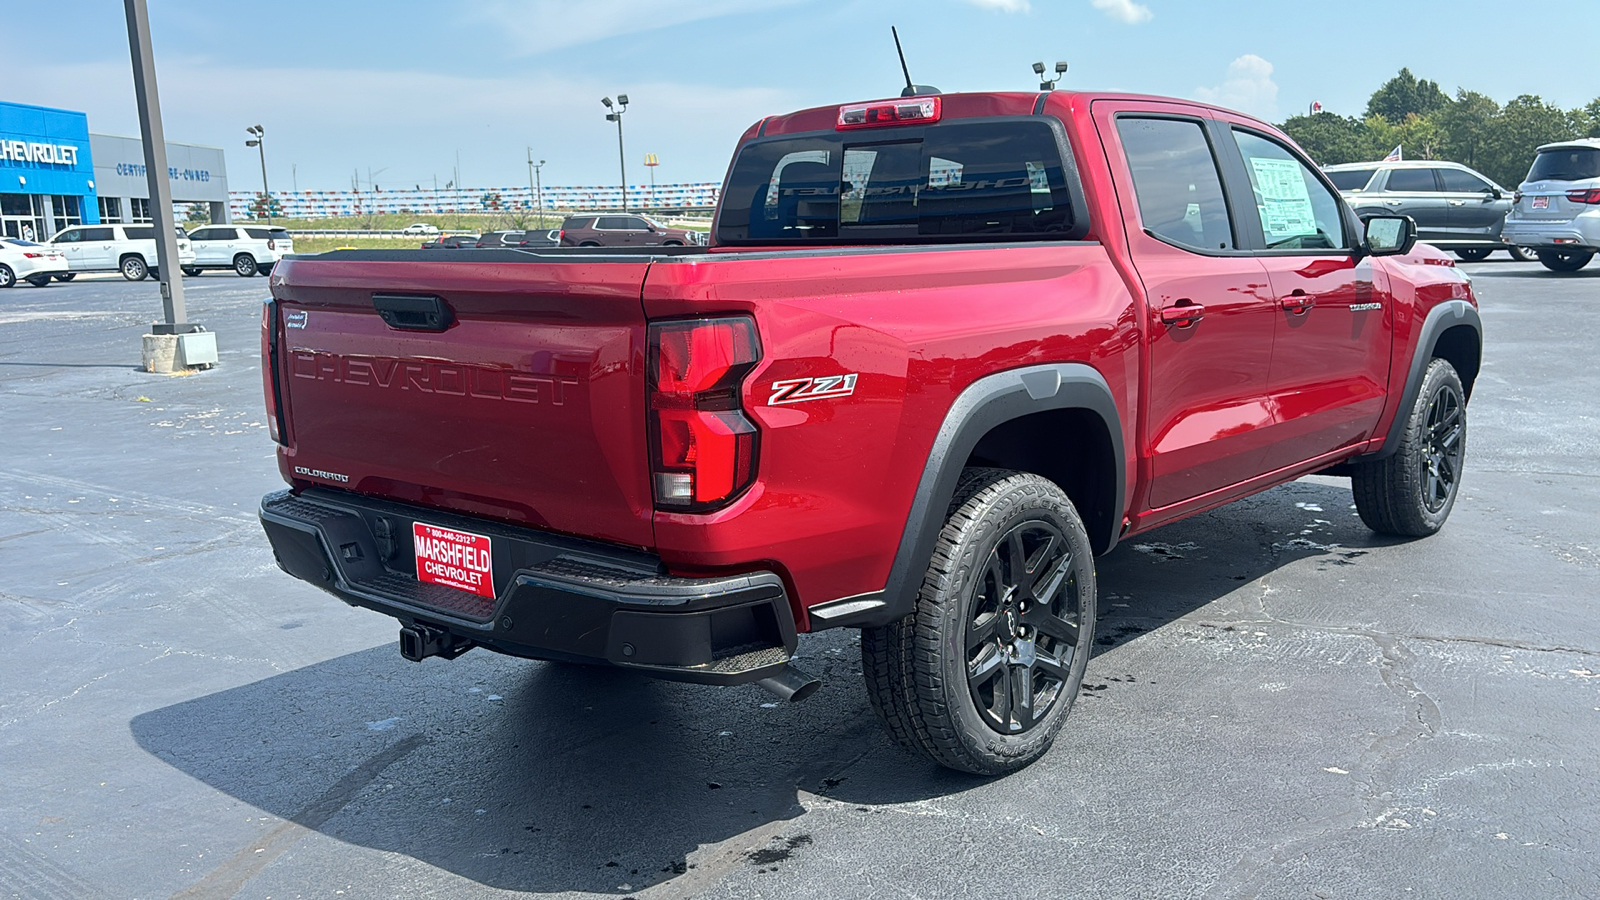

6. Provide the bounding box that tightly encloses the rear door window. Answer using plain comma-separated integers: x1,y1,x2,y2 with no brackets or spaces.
83,227,115,241
1384,168,1440,193
1115,117,1235,252
1439,169,1493,193
595,216,634,230
718,119,1081,244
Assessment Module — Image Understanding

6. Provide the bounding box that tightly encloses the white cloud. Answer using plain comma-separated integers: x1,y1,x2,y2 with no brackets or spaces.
966,0,1031,11
1194,54,1279,119
1091,0,1152,24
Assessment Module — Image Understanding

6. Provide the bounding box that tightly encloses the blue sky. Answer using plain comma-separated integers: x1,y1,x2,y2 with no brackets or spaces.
6,0,1594,193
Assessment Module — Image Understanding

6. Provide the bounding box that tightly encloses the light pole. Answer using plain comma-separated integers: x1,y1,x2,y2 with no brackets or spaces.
528,150,546,228
601,94,629,213
245,124,270,222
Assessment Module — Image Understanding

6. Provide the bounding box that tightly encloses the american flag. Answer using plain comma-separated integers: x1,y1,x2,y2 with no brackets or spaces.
1382,145,1403,162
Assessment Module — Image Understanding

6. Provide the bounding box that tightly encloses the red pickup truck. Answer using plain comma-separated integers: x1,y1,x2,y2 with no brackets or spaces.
258,90,1480,774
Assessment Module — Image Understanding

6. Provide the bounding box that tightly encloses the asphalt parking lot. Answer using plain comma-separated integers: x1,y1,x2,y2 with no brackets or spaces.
3,258,1598,900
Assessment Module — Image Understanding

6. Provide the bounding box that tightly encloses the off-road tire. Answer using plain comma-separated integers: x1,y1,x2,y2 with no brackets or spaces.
0,264,13,288
1351,358,1466,537
234,254,259,277
120,255,148,281
1454,248,1492,262
861,468,1097,775
26,274,52,287
1536,249,1593,272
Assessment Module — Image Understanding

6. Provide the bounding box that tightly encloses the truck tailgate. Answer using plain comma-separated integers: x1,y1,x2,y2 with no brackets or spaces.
270,254,655,548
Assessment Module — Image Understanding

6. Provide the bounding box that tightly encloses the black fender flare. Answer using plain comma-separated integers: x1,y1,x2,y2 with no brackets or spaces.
1359,299,1481,462
806,363,1125,630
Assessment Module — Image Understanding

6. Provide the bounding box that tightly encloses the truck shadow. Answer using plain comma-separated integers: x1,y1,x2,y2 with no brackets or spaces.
130,477,1388,895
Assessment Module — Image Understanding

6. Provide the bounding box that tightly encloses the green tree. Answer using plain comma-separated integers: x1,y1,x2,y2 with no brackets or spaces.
183,202,210,225
1435,90,1500,169
1366,68,1451,122
1479,95,1574,188
1281,112,1370,165
1571,97,1600,138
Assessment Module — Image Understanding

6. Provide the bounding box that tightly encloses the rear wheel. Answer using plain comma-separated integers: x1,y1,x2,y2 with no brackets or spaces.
861,468,1096,775
1351,358,1466,537
1454,248,1493,262
579,241,600,247
233,254,258,277
53,272,76,282
0,264,13,288
181,266,200,277
26,274,52,287
1537,249,1594,272
120,255,148,281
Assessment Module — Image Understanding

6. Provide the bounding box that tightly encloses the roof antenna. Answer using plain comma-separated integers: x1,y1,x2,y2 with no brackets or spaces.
892,27,939,97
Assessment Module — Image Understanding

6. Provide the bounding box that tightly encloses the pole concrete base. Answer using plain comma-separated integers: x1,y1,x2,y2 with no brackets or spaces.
142,333,180,373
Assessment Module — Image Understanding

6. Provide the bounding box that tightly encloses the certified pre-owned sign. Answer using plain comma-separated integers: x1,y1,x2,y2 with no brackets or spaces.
412,522,495,599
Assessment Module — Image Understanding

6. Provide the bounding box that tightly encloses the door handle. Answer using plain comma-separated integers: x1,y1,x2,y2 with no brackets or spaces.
1448,200,1465,207
1280,290,1315,315
1385,199,1401,205
1159,301,1205,327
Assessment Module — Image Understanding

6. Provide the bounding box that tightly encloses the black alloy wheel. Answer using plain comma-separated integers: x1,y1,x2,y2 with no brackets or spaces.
965,519,1084,734
1420,376,1465,515
1352,358,1467,537
1536,249,1594,272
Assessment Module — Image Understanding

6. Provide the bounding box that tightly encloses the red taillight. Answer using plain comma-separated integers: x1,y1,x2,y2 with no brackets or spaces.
837,97,941,130
267,239,277,250
557,229,565,243
23,252,44,258
648,317,761,510
1566,189,1600,205
1514,190,1524,203
261,299,287,445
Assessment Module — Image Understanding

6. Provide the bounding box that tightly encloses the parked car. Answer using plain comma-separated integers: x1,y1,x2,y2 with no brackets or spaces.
1324,160,1527,261
260,88,1480,775
402,223,440,235
48,223,197,281
557,214,699,247
1501,138,1600,272
420,234,480,249
0,238,69,287
183,225,292,277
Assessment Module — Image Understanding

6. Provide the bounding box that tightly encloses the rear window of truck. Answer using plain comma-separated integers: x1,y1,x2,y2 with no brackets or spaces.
717,119,1085,245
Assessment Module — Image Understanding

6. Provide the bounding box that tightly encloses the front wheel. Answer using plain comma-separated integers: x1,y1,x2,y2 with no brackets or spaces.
1351,358,1466,537
862,468,1096,775
54,272,76,282
0,264,13,288
120,255,148,281
26,274,53,287
233,254,258,277
1454,248,1493,262
1537,249,1594,272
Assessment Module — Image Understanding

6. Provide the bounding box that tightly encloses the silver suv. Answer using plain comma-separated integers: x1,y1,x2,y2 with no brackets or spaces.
1501,139,1600,272
1324,160,1521,261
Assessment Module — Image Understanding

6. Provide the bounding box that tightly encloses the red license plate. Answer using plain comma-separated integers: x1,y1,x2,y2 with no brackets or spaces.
1532,196,1549,209
412,522,495,599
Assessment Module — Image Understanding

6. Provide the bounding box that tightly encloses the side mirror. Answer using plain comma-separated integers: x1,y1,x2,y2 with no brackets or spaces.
1487,187,1503,199
1364,215,1417,256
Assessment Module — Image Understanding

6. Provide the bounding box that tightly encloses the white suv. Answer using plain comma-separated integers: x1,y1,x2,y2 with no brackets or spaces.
48,223,197,281
184,225,295,277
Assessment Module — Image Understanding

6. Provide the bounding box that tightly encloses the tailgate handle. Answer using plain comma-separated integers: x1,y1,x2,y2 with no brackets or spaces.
372,293,454,332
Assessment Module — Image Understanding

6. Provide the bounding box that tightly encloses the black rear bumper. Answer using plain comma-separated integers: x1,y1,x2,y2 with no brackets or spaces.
258,489,797,685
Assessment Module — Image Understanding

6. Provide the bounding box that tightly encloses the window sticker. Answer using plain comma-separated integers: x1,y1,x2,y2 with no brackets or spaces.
764,150,831,220
1026,161,1051,196
1248,157,1317,241
928,156,963,189
841,149,879,224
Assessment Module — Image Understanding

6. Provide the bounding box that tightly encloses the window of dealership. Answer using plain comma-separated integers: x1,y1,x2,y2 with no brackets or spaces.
1,100,230,241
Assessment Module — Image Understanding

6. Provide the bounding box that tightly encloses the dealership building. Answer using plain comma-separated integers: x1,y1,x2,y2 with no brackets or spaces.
1,100,230,242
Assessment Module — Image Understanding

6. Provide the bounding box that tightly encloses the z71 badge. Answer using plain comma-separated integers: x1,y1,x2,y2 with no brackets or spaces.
768,373,859,405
